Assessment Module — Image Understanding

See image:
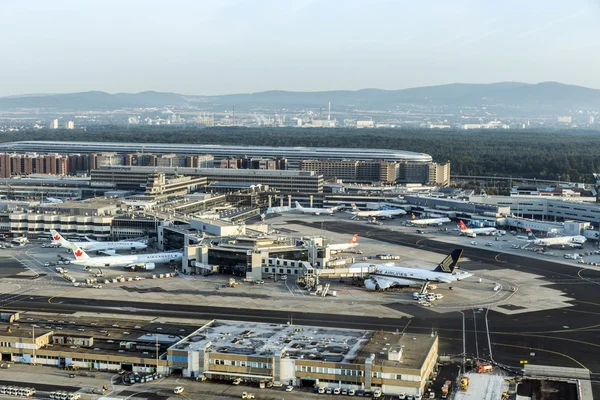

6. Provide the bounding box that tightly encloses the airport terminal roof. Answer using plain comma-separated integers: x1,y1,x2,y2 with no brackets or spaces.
355,331,437,370
0,141,433,163
172,320,372,363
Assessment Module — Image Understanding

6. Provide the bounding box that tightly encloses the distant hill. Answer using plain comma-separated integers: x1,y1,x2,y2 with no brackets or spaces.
0,91,188,110
1,82,599,111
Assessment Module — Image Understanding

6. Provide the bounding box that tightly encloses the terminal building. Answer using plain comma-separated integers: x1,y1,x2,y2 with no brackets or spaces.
168,320,438,396
0,142,433,169
91,166,324,193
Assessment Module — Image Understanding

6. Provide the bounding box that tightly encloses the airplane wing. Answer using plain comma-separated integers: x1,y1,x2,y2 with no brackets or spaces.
98,250,117,256
370,275,418,290
84,236,98,242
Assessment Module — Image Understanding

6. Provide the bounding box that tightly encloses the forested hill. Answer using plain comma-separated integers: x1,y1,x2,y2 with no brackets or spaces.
2,127,599,183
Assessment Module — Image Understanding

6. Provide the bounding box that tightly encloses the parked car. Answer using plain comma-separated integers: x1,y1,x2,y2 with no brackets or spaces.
173,386,184,394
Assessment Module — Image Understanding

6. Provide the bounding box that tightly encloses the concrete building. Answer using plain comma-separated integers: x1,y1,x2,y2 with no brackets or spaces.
299,160,398,184
397,162,450,187
0,142,433,169
357,120,375,128
91,166,324,193
0,153,70,177
169,320,438,397
64,121,75,129
470,195,600,225
90,153,124,169
0,313,200,374
48,119,59,129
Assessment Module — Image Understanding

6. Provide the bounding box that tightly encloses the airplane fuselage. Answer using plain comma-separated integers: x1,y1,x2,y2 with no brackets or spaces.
72,251,183,268
54,241,147,251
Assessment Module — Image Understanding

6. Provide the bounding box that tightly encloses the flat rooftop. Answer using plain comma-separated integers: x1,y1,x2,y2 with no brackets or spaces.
4,315,205,359
356,331,437,370
174,320,372,363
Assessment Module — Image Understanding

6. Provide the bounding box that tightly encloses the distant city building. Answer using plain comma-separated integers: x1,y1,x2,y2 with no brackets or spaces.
589,116,595,124
557,116,572,123
64,121,74,129
357,120,375,129
48,119,59,129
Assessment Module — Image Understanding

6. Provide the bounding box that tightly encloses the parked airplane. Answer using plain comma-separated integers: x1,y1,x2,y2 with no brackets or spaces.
526,228,586,247
51,230,148,253
294,201,342,216
294,202,343,215
458,220,497,236
45,197,64,203
410,217,452,226
354,249,471,291
349,203,406,220
69,243,182,270
328,234,359,252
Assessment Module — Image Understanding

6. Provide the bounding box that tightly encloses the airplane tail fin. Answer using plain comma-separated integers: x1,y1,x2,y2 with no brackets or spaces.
295,201,303,209
349,234,359,244
526,228,537,240
50,229,69,245
458,220,468,231
350,202,360,212
434,249,463,273
70,243,90,260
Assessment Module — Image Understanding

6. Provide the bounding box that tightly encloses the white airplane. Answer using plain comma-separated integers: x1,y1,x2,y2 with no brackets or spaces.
294,201,341,216
51,230,147,253
354,249,472,291
348,203,406,219
69,243,182,270
410,217,452,226
45,197,64,203
525,228,586,248
458,220,497,236
328,234,359,252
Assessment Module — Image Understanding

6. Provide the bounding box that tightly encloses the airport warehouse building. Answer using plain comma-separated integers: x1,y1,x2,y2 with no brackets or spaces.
168,320,438,397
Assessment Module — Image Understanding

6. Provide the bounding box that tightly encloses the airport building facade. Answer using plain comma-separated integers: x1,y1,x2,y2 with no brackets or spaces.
91,166,324,193
0,142,433,169
169,320,438,396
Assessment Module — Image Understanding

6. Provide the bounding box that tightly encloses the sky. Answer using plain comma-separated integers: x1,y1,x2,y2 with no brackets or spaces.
1,0,599,96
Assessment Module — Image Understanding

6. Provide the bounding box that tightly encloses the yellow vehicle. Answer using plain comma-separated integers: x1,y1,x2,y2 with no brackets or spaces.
460,377,469,391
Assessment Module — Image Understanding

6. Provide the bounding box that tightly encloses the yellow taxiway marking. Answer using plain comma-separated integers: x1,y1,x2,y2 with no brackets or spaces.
490,342,591,372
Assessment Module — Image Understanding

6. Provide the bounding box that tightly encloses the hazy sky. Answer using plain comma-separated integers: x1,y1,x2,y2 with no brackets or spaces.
1,0,599,95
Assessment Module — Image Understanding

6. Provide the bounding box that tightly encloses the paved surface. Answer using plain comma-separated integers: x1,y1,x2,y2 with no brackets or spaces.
1,229,599,397
0,364,343,400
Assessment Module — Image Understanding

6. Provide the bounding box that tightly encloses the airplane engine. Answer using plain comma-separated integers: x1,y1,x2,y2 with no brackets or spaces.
364,279,380,291
143,263,156,270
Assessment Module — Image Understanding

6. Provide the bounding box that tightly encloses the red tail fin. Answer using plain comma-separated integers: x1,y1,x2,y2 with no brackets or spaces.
459,221,468,230
349,234,358,244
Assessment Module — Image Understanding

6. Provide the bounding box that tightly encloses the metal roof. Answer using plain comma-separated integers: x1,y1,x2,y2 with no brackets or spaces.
0,141,432,163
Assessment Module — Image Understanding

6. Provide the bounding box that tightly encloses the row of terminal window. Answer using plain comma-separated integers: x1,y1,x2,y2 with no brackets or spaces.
211,359,272,369
297,366,363,376
263,267,299,274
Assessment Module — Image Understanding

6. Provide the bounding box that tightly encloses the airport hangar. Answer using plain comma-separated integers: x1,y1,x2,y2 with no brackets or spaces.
0,141,433,168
